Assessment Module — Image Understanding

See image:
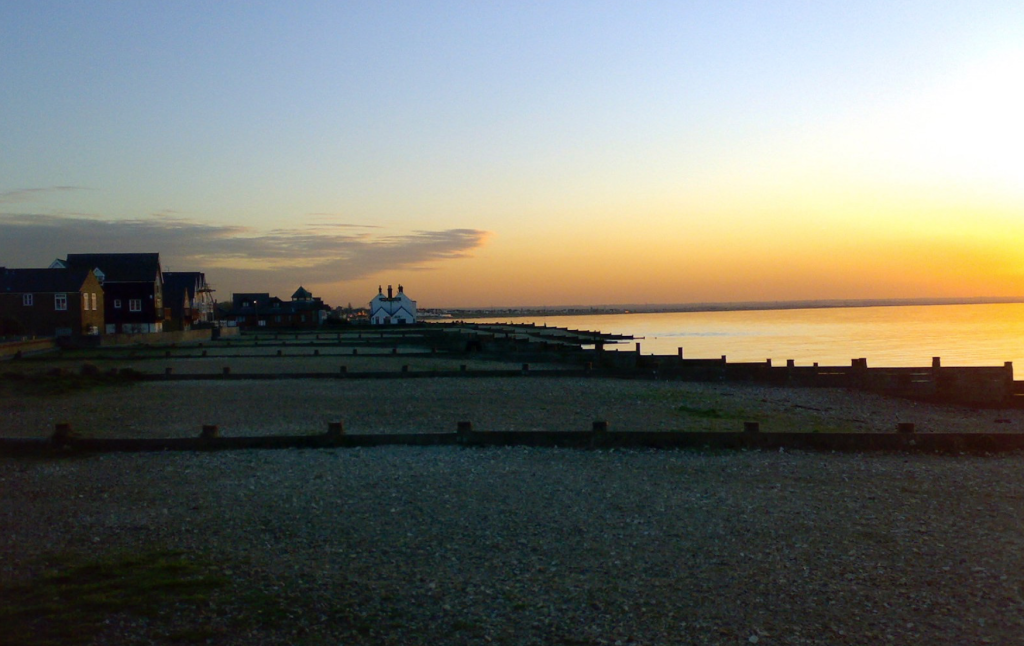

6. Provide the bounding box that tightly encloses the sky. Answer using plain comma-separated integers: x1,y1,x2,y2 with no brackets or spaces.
2,1,1024,308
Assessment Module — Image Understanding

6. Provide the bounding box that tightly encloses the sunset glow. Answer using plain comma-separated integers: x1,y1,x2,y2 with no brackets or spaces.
2,2,1023,307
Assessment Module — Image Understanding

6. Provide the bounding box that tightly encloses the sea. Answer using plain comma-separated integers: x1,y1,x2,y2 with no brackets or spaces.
468,302,1024,377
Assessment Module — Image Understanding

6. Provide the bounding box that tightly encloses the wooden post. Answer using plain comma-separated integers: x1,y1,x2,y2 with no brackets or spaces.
457,421,474,444
326,422,345,439
52,422,74,446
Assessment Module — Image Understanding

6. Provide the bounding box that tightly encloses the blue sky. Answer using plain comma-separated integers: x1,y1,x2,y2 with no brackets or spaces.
3,2,1023,307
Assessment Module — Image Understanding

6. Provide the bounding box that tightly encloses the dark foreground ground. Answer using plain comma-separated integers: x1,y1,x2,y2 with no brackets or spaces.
2,447,1024,646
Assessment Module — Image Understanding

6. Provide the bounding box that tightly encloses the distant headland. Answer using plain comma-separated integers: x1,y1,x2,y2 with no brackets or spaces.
438,296,1024,320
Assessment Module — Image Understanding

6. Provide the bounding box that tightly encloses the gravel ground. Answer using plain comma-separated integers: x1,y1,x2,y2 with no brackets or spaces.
4,362,1024,644
3,377,1024,439
3,447,1024,645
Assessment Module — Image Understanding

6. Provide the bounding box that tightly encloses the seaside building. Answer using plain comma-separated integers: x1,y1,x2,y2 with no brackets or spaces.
52,253,165,334
370,284,417,325
163,271,215,331
0,266,104,338
229,287,330,328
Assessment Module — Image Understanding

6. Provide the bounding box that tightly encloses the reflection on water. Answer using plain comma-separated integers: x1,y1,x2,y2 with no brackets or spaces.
473,303,1024,376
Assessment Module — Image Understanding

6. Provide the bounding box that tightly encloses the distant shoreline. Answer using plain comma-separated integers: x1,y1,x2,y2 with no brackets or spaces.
439,297,1024,320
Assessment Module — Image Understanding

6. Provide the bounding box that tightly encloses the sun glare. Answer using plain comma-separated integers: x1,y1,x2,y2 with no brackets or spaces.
892,48,1024,191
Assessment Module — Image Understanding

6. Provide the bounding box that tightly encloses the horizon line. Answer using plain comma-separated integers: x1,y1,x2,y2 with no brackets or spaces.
435,296,1024,315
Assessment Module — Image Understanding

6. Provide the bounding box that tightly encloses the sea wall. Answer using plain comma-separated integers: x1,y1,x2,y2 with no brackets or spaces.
0,337,58,359
68,326,241,347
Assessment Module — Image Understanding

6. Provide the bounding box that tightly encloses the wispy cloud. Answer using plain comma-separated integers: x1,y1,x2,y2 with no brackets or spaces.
0,186,90,204
0,213,489,293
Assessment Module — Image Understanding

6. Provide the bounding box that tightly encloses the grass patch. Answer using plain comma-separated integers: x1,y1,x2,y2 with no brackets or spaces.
0,550,228,646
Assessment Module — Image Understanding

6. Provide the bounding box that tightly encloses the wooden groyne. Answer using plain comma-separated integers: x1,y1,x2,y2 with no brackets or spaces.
592,351,1019,407
4,421,1024,456
7,323,1023,408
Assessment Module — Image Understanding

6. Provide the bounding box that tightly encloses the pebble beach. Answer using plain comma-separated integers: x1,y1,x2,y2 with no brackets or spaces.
4,370,1024,644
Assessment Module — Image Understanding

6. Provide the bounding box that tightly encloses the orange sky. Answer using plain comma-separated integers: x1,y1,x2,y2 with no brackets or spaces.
3,3,1023,308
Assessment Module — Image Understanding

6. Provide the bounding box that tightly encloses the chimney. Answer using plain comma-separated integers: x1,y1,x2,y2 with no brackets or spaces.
398,284,403,294
387,285,393,299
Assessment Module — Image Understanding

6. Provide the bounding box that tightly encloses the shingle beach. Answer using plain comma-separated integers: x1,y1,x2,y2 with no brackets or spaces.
3,374,1024,644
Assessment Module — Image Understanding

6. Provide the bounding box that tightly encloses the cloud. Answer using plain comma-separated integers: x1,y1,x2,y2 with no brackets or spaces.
0,212,490,293
0,186,90,204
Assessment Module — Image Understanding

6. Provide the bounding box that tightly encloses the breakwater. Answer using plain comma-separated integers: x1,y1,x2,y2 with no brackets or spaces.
4,420,1024,456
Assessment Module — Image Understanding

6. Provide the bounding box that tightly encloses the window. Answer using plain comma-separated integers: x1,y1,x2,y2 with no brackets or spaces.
54,293,67,311
114,299,122,309
129,299,142,312
22,293,33,306
91,293,98,310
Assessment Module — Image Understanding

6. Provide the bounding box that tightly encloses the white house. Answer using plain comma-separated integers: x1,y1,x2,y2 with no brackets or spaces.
370,284,417,325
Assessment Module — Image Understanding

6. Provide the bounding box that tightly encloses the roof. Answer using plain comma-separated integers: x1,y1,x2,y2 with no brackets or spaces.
232,293,272,310
164,272,205,301
0,267,92,293
64,253,162,283
292,286,313,300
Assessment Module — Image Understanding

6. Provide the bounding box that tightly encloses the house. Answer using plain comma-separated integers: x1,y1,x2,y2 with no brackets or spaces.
229,287,330,329
0,267,104,338
370,284,417,325
53,253,165,334
164,272,215,331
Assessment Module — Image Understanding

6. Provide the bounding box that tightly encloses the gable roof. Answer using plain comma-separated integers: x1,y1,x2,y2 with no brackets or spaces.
164,272,205,301
64,253,162,283
292,286,313,300
0,267,92,293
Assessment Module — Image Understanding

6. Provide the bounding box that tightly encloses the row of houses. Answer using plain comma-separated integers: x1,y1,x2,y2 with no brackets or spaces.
0,253,214,339
224,284,417,328
228,287,331,329
1,249,420,339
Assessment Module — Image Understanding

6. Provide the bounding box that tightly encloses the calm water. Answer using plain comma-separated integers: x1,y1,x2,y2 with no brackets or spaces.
473,303,1024,376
